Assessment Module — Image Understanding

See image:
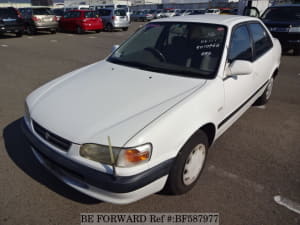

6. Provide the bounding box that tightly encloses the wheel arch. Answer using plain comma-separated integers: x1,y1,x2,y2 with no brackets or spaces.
272,68,279,79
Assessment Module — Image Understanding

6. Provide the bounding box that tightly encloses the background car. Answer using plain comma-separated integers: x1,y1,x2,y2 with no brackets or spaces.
130,10,154,22
97,8,129,31
19,7,58,34
261,4,300,55
59,10,103,34
205,8,221,15
0,7,24,37
189,9,206,15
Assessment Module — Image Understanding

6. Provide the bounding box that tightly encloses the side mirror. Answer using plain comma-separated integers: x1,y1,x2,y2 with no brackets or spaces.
111,45,120,53
226,60,253,76
243,7,260,17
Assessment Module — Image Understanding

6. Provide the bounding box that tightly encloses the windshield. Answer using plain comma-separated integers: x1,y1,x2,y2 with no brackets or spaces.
108,22,227,79
262,7,300,20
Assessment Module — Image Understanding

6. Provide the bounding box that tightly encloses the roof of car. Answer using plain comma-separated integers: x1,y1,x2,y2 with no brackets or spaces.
154,15,260,27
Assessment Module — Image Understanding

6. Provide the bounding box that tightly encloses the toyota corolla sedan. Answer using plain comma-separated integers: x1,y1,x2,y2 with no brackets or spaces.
22,15,281,204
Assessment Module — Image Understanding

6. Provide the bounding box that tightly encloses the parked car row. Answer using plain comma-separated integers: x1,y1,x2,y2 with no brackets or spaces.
0,6,130,37
130,7,237,21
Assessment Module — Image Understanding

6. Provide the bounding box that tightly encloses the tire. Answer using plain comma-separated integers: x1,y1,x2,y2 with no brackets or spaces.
95,29,101,33
293,48,300,56
15,32,23,37
26,26,36,35
50,29,56,34
76,26,83,34
254,77,274,106
106,23,113,32
122,27,128,31
164,130,208,195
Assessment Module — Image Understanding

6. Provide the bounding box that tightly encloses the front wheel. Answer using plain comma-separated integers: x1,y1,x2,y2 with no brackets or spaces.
254,77,274,106
50,29,56,34
122,27,128,31
164,130,208,195
76,26,84,34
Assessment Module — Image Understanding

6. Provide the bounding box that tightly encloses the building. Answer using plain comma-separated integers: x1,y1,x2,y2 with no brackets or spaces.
64,0,132,8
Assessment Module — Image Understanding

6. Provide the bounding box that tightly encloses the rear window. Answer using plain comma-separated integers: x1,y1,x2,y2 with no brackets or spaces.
115,9,126,16
0,8,17,18
32,8,53,15
262,7,300,20
84,11,97,18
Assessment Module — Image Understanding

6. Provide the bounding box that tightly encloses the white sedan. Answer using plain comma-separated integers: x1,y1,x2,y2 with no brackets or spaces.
22,15,281,204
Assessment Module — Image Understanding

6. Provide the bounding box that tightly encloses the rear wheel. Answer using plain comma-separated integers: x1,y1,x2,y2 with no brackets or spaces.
254,77,274,106
164,130,208,195
122,27,128,31
26,26,36,35
95,29,101,33
106,23,113,32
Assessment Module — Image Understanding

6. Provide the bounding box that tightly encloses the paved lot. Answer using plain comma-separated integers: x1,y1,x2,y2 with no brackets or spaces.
0,22,300,225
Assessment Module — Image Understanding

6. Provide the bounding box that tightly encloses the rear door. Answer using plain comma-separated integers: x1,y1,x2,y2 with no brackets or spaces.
247,22,274,89
60,11,71,30
69,11,81,31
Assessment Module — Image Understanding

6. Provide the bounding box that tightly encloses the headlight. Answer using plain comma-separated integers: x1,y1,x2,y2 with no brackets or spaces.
80,143,152,167
24,102,30,123
289,27,300,33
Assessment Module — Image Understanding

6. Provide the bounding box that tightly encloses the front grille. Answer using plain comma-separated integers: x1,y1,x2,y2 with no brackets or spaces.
32,121,71,151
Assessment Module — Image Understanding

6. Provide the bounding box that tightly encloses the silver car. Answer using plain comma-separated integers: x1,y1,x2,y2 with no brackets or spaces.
97,8,129,31
19,7,58,34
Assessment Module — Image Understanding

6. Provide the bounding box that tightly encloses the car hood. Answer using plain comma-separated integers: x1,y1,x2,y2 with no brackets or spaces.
28,60,206,146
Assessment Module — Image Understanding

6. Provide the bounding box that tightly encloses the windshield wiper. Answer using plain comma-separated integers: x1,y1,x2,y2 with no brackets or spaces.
108,58,209,78
108,58,168,72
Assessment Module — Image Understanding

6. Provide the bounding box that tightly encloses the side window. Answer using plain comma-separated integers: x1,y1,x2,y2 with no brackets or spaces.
248,23,273,59
229,25,252,62
64,11,71,18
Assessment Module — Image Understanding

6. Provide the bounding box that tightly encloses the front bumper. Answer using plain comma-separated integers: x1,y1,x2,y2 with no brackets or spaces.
21,119,173,204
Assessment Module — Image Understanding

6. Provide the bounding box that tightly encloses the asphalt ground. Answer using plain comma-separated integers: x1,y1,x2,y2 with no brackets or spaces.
0,22,299,225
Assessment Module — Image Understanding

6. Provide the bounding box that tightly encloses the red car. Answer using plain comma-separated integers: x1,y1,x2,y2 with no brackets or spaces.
59,10,103,34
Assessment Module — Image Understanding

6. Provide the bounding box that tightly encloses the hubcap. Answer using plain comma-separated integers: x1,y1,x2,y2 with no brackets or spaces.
266,78,274,100
182,144,206,186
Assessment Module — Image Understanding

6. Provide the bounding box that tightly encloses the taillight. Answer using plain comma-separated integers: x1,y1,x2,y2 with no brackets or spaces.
112,16,115,20
32,16,40,22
